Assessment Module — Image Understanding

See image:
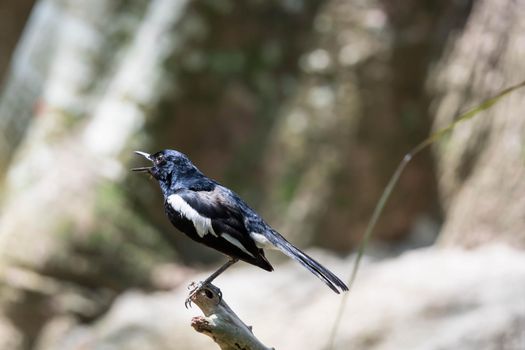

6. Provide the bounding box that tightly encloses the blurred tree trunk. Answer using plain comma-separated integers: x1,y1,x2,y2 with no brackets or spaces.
430,0,525,248
0,0,35,82
259,0,471,251
0,0,50,182
0,0,190,348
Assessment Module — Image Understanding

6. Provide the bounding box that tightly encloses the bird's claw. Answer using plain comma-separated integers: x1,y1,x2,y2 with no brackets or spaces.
187,281,200,291
185,281,204,308
184,281,224,308
184,296,193,309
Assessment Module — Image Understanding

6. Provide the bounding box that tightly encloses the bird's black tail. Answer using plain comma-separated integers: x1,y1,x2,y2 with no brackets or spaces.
266,231,349,294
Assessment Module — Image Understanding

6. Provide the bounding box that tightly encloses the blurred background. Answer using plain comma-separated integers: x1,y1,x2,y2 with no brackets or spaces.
0,0,524,349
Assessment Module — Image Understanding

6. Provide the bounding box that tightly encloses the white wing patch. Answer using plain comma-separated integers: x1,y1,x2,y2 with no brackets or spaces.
167,194,217,237
250,232,277,250
222,233,255,257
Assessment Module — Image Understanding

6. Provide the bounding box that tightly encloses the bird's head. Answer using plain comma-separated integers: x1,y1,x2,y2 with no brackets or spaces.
132,149,196,186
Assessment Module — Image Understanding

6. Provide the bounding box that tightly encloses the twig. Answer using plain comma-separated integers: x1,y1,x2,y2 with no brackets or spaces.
325,78,525,350
190,284,275,350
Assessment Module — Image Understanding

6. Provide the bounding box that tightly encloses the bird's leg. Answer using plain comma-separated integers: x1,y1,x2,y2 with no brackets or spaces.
203,257,239,285
185,258,239,308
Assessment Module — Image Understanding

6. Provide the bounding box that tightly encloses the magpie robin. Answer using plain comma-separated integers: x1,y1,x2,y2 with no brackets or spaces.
133,149,348,299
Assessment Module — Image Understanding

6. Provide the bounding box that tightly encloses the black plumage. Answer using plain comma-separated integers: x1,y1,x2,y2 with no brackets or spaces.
133,149,348,294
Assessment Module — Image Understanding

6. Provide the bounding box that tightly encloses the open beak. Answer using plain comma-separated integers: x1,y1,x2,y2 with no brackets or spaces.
132,151,153,173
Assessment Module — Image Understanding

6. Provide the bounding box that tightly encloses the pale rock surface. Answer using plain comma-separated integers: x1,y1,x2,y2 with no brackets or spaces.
36,245,525,350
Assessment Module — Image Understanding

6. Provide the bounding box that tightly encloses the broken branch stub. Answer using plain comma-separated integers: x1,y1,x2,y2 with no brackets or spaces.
190,284,275,350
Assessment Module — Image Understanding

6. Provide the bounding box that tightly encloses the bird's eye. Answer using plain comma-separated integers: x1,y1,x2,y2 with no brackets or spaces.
155,154,165,165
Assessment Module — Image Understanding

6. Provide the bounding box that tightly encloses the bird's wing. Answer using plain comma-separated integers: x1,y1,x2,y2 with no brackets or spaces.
168,186,262,259
173,186,346,292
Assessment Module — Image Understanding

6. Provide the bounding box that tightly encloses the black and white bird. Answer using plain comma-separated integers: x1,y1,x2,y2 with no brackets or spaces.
133,149,348,299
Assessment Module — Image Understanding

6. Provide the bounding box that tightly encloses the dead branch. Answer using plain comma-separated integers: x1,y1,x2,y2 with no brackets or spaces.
189,284,275,350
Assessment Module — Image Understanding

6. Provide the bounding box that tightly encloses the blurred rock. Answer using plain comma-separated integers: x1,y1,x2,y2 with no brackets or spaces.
36,245,525,350
0,314,23,349
150,263,197,290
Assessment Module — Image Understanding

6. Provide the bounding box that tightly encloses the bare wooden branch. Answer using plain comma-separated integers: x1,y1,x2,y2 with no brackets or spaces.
189,284,275,350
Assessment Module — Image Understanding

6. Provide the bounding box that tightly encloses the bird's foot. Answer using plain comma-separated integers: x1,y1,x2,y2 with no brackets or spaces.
184,281,222,308
185,281,203,308
187,280,202,291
